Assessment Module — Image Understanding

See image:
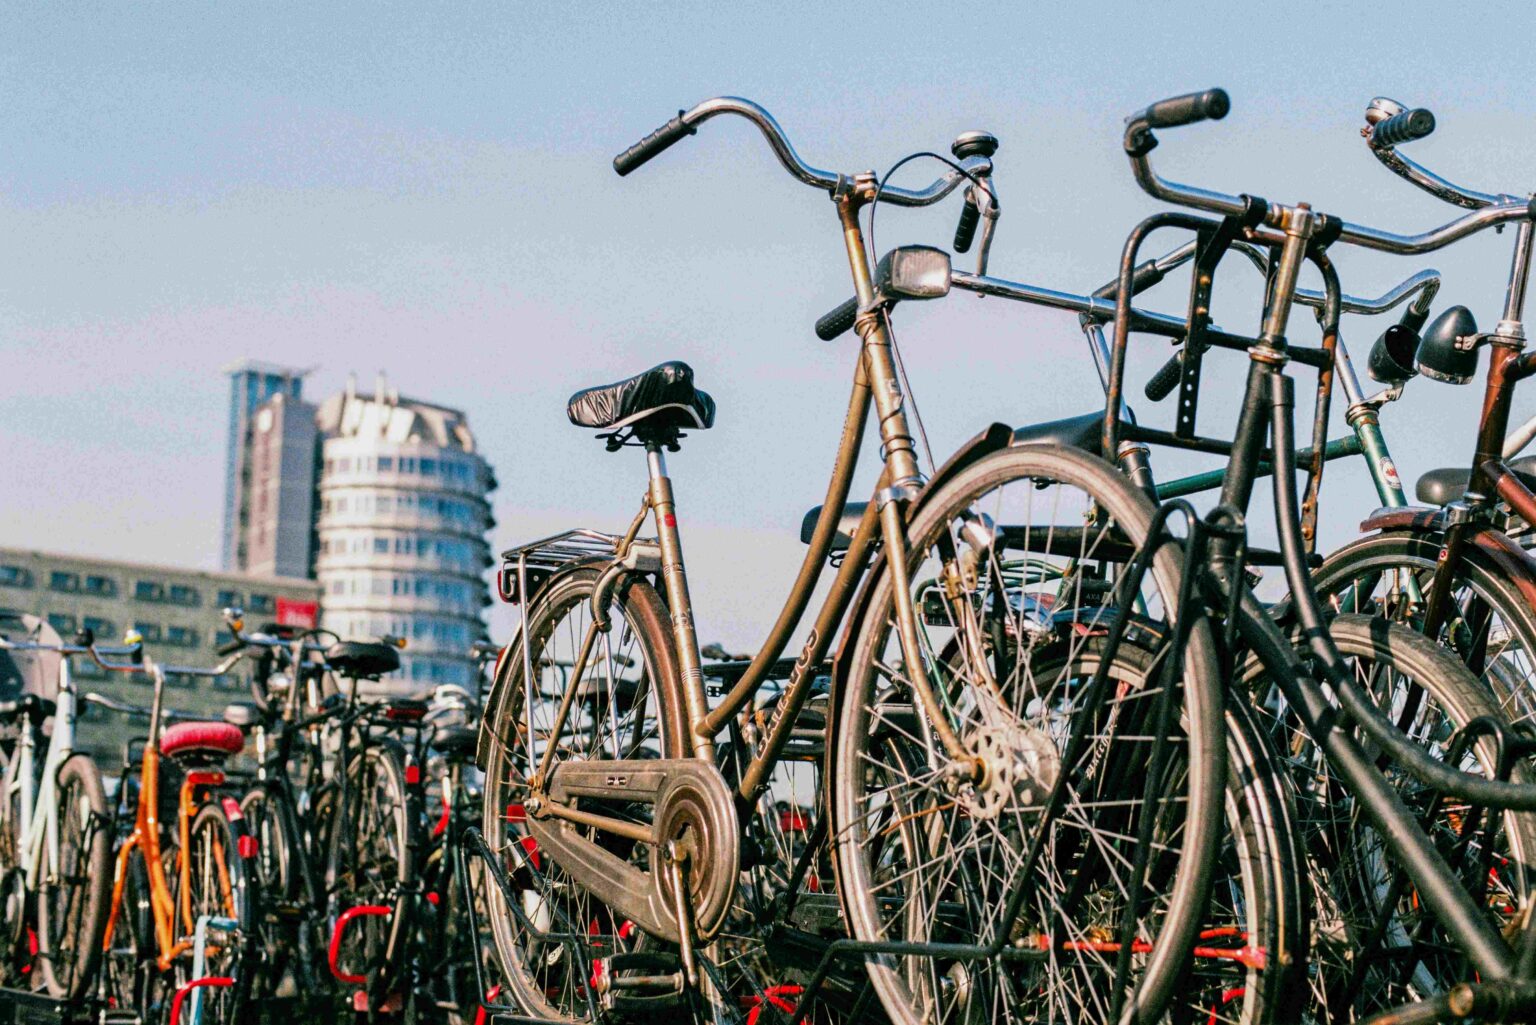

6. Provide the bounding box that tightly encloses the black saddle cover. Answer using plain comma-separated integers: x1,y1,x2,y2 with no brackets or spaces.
567,360,716,431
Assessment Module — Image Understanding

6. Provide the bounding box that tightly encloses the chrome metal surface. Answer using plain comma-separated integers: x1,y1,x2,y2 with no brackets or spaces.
679,96,988,207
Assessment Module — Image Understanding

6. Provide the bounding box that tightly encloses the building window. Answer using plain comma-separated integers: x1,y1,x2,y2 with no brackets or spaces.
49,571,81,593
420,458,437,475
47,613,77,634
0,566,31,588
83,616,116,638
84,575,117,597
132,622,163,643
217,589,242,609
377,456,393,471
166,626,199,647
169,585,200,607
166,672,194,690
134,581,166,602
248,594,274,614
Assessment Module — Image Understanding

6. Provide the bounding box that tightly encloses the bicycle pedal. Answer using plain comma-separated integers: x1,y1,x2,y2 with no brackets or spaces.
593,951,687,1020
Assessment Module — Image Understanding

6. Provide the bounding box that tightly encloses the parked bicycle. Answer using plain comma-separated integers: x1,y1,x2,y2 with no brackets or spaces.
0,615,125,1002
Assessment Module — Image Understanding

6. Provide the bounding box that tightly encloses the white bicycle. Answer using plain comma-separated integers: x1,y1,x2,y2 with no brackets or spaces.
0,614,128,1000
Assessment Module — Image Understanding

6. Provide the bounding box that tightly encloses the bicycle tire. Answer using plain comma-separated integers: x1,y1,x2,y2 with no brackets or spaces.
832,444,1226,1025
480,565,681,1023
331,740,412,1002
178,801,257,1025
1313,529,1536,725
104,844,159,1021
34,752,111,1001
1247,613,1536,1021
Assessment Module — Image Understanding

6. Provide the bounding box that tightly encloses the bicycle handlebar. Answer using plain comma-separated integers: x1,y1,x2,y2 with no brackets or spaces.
613,96,988,207
1126,90,1536,254
1365,97,1516,211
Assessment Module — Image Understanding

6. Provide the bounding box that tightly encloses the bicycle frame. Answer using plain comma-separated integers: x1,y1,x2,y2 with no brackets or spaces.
3,658,80,894
1106,198,1536,992
521,178,999,825
100,662,240,975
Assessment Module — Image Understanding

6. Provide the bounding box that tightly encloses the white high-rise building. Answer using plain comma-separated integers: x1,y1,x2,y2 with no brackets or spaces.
314,378,496,693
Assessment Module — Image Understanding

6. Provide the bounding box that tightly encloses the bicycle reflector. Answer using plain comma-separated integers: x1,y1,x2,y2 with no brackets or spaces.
1416,305,1481,384
385,700,428,722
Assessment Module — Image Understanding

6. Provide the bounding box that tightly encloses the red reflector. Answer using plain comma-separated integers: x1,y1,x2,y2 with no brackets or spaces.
426,891,440,905
404,765,421,785
238,834,258,859
222,797,244,822
505,803,526,822
386,704,427,722
779,810,808,833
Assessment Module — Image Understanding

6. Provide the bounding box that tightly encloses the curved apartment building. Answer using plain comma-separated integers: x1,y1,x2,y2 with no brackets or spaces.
314,383,496,691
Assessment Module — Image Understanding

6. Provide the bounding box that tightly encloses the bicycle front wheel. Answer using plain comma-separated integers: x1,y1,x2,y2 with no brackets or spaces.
35,752,111,1001
832,444,1226,1025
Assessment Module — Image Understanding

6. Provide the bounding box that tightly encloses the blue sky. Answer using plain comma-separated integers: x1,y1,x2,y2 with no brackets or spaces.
5,3,1536,646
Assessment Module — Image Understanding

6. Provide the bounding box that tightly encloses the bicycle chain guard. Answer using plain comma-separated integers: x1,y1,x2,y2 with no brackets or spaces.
527,758,738,945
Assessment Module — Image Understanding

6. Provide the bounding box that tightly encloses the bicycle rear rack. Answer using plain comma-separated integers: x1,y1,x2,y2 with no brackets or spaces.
497,529,639,606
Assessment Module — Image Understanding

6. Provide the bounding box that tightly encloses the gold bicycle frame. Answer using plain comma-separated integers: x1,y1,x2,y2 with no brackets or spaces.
530,176,977,815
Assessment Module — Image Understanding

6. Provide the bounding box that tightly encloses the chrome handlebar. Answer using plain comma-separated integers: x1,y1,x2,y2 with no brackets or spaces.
1127,91,1536,255
626,96,993,208
0,635,144,673
1364,96,1519,211
1147,239,1440,317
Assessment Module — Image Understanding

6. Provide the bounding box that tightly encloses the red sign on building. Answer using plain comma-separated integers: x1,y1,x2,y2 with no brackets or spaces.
275,597,319,629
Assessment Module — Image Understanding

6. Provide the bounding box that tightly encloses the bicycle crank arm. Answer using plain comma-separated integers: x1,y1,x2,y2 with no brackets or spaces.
525,758,738,945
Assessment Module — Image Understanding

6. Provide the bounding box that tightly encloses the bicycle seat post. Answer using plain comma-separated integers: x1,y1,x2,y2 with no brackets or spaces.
639,429,714,761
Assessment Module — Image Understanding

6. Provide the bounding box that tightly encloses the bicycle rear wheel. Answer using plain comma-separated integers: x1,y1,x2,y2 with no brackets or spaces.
832,444,1226,1025
1314,530,1536,725
480,565,681,1023
332,741,412,1001
35,752,111,1000
177,801,256,1025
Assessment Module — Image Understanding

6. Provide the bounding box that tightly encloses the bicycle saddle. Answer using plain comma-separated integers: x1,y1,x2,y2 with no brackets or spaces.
566,360,716,433
430,724,478,759
1415,455,1536,506
326,640,400,679
799,502,868,553
160,721,245,760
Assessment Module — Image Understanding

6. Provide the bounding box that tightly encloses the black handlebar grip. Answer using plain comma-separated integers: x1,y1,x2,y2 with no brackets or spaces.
613,112,696,177
1145,350,1186,402
1371,108,1435,148
217,639,244,656
1143,89,1230,130
816,296,860,341
953,191,981,253
1092,259,1167,301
